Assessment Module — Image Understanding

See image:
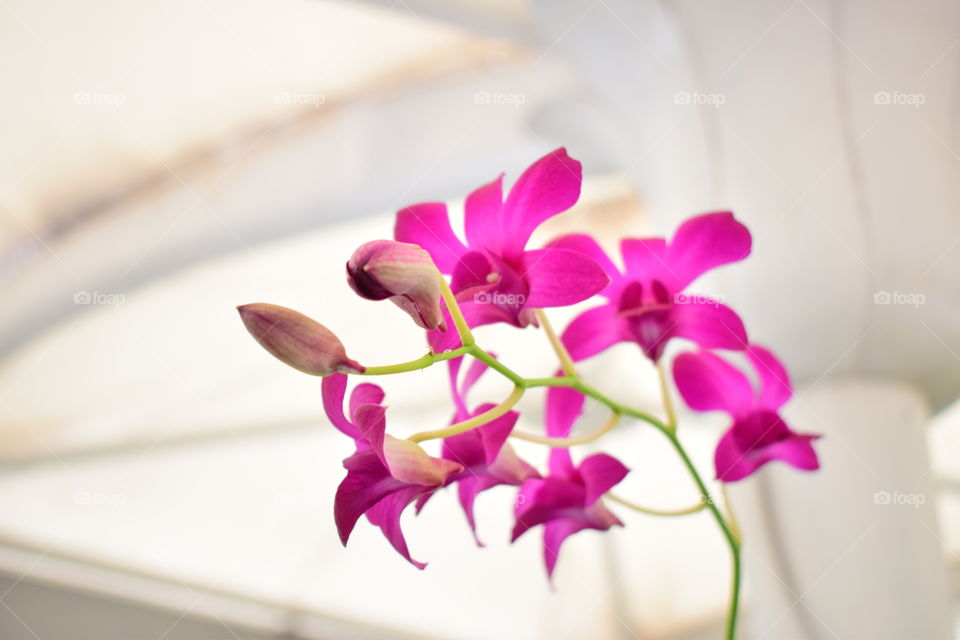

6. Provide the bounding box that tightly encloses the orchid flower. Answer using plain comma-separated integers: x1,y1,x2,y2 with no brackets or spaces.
673,346,821,482
323,374,462,568
550,211,752,361
416,356,540,544
512,385,628,578
394,148,610,351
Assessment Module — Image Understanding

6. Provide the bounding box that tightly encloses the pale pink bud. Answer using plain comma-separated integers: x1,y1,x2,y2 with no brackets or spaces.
346,240,446,331
237,303,363,375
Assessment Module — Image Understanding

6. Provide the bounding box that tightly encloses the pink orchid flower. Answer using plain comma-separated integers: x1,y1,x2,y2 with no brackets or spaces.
322,374,462,568
394,148,610,351
512,386,628,578
417,356,540,544
550,211,752,362
672,346,821,482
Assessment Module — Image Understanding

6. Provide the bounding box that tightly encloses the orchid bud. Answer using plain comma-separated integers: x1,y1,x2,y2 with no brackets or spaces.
346,240,446,331
237,303,364,375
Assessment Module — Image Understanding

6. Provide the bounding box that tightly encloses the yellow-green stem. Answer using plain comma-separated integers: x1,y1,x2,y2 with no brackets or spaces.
439,279,474,347
510,411,619,447
657,360,677,431
407,385,524,443
535,309,577,376
606,492,708,517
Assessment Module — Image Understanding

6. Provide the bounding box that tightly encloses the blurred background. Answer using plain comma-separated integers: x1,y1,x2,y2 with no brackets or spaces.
1,0,959,638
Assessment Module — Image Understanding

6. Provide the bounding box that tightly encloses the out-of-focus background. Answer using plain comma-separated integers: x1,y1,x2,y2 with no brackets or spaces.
1,0,959,638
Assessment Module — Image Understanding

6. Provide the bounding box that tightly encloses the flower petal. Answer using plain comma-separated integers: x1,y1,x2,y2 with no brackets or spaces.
511,477,584,541
334,450,405,544
561,304,630,362
670,299,748,352
543,518,589,579
464,175,504,252
620,238,672,287
520,248,610,308
394,202,468,273
502,148,582,256
577,453,630,505
546,385,585,438
672,350,755,416
547,234,622,287
349,383,385,419
746,345,793,411
714,429,759,482
667,211,752,288
761,435,821,472
365,485,431,569
322,374,360,439
382,435,462,486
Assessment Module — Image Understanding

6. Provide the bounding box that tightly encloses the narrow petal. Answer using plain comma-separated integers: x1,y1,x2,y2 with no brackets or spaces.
547,234,622,287
667,211,752,288
512,477,584,541
546,385,586,438
670,299,748,352
673,350,755,416
476,410,520,465
502,148,582,256
543,518,589,579
322,374,360,439
520,248,610,308
353,404,387,458
464,175,504,252
746,345,793,410
577,454,630,505
365,485,431,569
761,435,821,471
394,202,467,273
561,304,629,362
334,450,405,544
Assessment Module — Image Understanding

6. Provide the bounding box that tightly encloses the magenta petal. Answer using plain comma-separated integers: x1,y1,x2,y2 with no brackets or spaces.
353,404,387,458
512,478,583,541
762,435,821,471
670,299,748,352
365,486,431,569
667,211,752,288
543,518,588,579
464,175,504,252
546,385,586,438
673,350,755,416
561,304,629,362
577,453,630,505
502,148,582,256
714,430,759,482
394,202,467,273
459,356,490,399
620,237,672,286
322,374,361,439
334,450,406,544
746,345,793,411
477,410,520,465
349,383,385,419
520,248,610,308
548,234,621,286
450,251,493,292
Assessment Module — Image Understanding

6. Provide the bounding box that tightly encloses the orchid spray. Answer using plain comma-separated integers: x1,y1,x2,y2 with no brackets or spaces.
238,148,821,639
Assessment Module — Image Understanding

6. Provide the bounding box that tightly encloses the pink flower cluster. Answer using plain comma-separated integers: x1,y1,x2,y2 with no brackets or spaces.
238,148,820,577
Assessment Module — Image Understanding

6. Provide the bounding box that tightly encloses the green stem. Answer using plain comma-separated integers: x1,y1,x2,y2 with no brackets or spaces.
661,429,742,640
439,279,474,347
359,347,470,376
535,309,577,377
606,492,708,517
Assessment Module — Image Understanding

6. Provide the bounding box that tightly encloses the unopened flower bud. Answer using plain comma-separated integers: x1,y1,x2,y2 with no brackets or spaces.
237,303,363,375
346,240,446,331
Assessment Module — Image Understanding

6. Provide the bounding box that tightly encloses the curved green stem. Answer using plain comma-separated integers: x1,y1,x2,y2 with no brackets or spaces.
407,385,524,443
359,346,470,375
511,411,619,447
657,361,677,431
535,309,577,377
606,492,708,517
440,279,474,347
